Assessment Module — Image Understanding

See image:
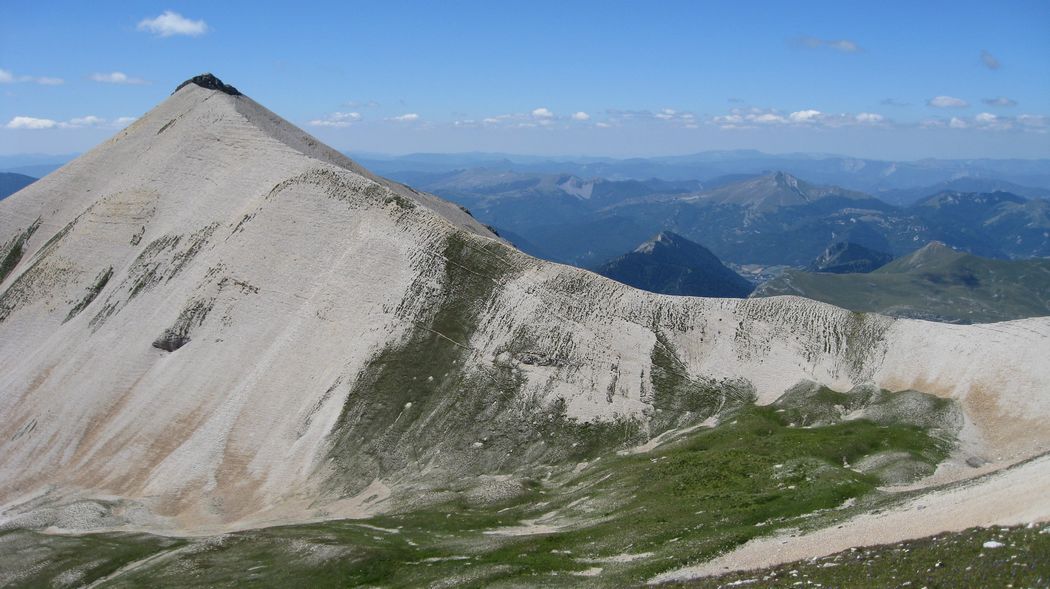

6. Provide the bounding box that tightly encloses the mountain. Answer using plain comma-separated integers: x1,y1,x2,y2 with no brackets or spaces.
683,171,872,212
877,177,1050,206
596,231,753,297
354,151,1050,194
389,167,702,231
754,241,1050,323
586,172,903,266
1,74,1049,586
808,241,893,273
0,172,36,201
908,190,1050,259
472,177,1050,268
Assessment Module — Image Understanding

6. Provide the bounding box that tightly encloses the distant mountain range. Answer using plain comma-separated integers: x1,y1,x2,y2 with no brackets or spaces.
442,170,1050,268
0,153,77,179
358,150,1050,195
0,173,36,201
393,168,702,230
876,177,1050,206
753,242,1050,323
595,231,753,298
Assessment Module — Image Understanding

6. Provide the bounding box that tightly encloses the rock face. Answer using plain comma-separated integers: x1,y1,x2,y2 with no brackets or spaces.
0,75,1048,534
596,231,754,297
172,72,242,96
808,241,893,274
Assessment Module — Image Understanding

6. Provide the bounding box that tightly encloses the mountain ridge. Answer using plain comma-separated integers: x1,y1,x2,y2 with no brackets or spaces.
0,75,1047,552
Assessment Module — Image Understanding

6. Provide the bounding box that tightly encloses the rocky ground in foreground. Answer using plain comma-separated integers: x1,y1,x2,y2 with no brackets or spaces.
670,523,1050,588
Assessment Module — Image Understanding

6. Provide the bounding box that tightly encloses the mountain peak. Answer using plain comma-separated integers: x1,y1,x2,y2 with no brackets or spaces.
635,230,687,253
771,170,799,186
691,171,872,213
172,73,241,96
878,240,967,273
601,231,754,297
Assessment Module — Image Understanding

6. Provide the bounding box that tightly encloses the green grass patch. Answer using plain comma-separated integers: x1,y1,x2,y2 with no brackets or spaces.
0,218,41,286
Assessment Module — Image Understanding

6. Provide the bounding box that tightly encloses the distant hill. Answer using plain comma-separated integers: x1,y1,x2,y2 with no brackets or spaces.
683,171,872,212
392,168,701,231
907,191,1050,259
0,173,36,201
754,242,1050,323
808,242,893,273
598,172,901,265
877,178,1050,206
596,231,753,297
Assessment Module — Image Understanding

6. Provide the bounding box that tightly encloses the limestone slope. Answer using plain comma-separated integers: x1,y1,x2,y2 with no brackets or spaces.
0,76,1047,536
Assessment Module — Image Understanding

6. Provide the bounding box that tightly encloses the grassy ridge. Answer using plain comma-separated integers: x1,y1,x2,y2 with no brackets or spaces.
754,243,1050,323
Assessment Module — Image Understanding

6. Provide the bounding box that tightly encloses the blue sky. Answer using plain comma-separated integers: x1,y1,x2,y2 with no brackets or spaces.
1,0,1048,159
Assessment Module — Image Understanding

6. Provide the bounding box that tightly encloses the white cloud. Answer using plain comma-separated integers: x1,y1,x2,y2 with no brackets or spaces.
713,107,889,129
90,72,148,85
571,111,590,121
794,36,863,53
5,116,58,129
0,68,64,85
752,113,786,124
917,113,1048,132
1018,114,1049,131
928,96,969,108
307,111,361,128
531,107,554,119
854,112,884,124
828,40,860,53
789,109,822,123
982,96,1017,107
595,121,612,128
4,115,135,130
390,113,420,122
605,108,697,127
67,116,105,127
137,11,208,37
654,108,677,120
980,50,1001,70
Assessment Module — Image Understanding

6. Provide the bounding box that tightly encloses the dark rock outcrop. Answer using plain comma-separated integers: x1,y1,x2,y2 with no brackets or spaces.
173,73,241,96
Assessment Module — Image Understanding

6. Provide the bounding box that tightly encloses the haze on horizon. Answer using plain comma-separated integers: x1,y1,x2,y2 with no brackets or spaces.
1,0,1048,160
